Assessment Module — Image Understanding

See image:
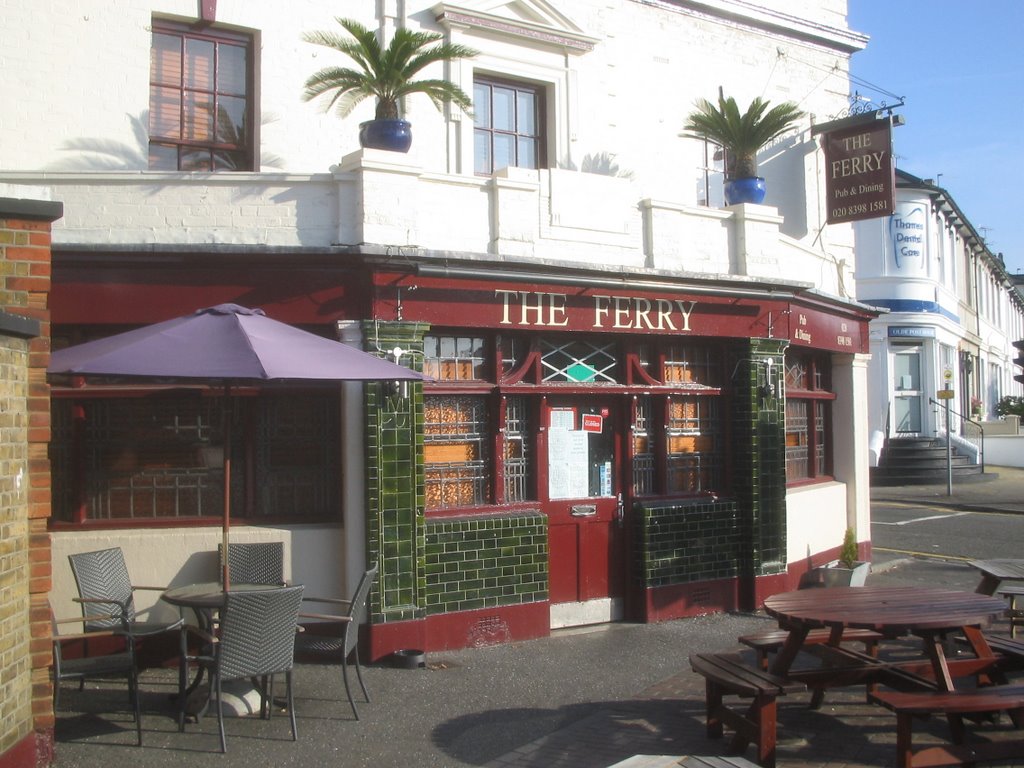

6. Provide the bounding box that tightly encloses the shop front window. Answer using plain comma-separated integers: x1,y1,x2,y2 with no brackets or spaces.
423,395,491,508
666,396,721,493
541,338,618,383
784,351,833,482
629,342,726,498
51,391,338,523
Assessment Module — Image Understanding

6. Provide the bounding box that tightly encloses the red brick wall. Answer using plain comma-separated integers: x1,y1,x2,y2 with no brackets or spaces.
0,198,60,768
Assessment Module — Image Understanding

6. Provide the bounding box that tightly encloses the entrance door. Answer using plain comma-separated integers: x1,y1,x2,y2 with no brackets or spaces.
893,346,923,434
543,397,625,628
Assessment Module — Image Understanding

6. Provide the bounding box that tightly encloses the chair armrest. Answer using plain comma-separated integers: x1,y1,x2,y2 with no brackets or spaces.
54,628,125,643
298,612,352,623
301,596,353,608
73,596,129,610
54,614,127,642
131,585,169,592
56,613,118,626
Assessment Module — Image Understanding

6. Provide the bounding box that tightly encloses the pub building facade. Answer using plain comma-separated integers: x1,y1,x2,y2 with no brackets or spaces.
2,0,875,660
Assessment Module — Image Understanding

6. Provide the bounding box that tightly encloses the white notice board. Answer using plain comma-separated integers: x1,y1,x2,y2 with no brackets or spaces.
548,426,590,499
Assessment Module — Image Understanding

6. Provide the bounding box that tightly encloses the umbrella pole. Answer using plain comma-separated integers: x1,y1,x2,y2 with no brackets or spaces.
222,382,231,590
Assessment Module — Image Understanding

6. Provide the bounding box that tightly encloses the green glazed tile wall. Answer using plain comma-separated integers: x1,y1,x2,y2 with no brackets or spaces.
362,320,429,624
635,499,740,585
424,512,548,615
729,338,789,579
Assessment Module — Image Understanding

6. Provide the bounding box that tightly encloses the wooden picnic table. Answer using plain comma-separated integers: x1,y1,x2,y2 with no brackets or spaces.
969,558,1024,595
762,585,1008,692
762,586,1022,766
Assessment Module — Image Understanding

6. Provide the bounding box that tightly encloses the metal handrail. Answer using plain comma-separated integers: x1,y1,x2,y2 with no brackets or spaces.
929,398,985,474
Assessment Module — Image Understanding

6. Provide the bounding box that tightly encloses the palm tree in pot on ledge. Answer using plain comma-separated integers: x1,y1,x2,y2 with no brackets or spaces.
301,17,477,153
682,88,805,205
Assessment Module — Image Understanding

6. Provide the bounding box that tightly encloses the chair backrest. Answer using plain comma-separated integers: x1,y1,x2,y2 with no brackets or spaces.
344,563,378,655
218,585,304,681
219,542,285,586
68,547,136,631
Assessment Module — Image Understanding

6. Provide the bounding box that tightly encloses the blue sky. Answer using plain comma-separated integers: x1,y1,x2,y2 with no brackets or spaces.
847,1,1024,278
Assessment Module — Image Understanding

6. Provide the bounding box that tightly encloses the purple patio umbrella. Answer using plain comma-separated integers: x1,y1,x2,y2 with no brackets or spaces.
48,303,423,587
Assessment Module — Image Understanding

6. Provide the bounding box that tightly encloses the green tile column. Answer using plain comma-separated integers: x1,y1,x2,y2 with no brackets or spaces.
362,320,428,625
729,338,789,609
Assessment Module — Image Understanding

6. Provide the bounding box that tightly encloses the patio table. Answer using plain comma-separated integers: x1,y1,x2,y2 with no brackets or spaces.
969,558,1024,595
762,585,1008,693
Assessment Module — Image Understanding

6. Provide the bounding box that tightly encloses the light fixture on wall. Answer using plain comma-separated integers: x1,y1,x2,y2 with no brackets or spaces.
759,358,777,402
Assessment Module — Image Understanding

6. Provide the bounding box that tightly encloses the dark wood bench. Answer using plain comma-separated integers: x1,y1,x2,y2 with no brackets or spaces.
870,686,1024,767
677,757,760,768
738,627,883,671
689,652,805,768
973,634,1024,673
778,644,936,709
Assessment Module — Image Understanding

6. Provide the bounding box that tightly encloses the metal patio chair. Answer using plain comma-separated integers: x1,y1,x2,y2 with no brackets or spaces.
68,547,183,637
177,584,304,752
294,563,378,720
51,602,143,745
218,541,285,586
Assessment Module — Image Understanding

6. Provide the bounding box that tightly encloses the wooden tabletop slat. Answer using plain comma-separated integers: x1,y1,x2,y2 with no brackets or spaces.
970,559,1024,581
763,586,1007,635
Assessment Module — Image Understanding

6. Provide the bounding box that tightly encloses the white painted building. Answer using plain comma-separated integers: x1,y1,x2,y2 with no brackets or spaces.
856,169,1024,465
2,1,878,657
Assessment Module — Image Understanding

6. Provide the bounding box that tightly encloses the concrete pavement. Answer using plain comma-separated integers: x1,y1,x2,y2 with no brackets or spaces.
51,467,1024,767
871,463,1024,515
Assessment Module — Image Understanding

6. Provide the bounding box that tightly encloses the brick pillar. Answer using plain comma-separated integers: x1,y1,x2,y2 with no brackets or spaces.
729,337,789,611
0,194,61,768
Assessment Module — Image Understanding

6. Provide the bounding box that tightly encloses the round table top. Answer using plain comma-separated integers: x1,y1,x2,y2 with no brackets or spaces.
162,581,272,609
763,585,1008,634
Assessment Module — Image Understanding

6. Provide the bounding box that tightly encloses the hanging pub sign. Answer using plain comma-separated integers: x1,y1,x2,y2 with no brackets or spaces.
822,117,895,224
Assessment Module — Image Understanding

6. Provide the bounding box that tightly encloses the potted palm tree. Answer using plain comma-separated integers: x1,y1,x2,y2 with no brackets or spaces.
301,17,477,153
681,89,805,205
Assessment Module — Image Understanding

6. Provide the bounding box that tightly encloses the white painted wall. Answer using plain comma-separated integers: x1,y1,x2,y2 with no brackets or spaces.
786,481,849,565
985,438,1024,468
0,0,863,287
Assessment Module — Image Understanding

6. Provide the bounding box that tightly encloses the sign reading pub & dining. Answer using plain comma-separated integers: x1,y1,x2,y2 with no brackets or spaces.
823,118,895,224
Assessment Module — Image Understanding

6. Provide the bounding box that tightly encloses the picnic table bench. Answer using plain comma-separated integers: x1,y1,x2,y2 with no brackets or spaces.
738,627,882,671
870,685,1024,767
966,633,1024,673
689,651,805,768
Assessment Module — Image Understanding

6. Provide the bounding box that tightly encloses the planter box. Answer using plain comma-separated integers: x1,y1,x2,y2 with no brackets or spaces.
818,560,870,588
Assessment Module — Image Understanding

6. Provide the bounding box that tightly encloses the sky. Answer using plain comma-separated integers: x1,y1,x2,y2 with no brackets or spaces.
846,0,1024,278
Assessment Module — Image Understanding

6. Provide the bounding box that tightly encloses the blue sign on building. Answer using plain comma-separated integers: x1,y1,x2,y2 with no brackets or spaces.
888,326,935,338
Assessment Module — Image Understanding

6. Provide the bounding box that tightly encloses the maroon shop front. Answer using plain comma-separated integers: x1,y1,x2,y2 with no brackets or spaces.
370,267,870,645
48,253,871,655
